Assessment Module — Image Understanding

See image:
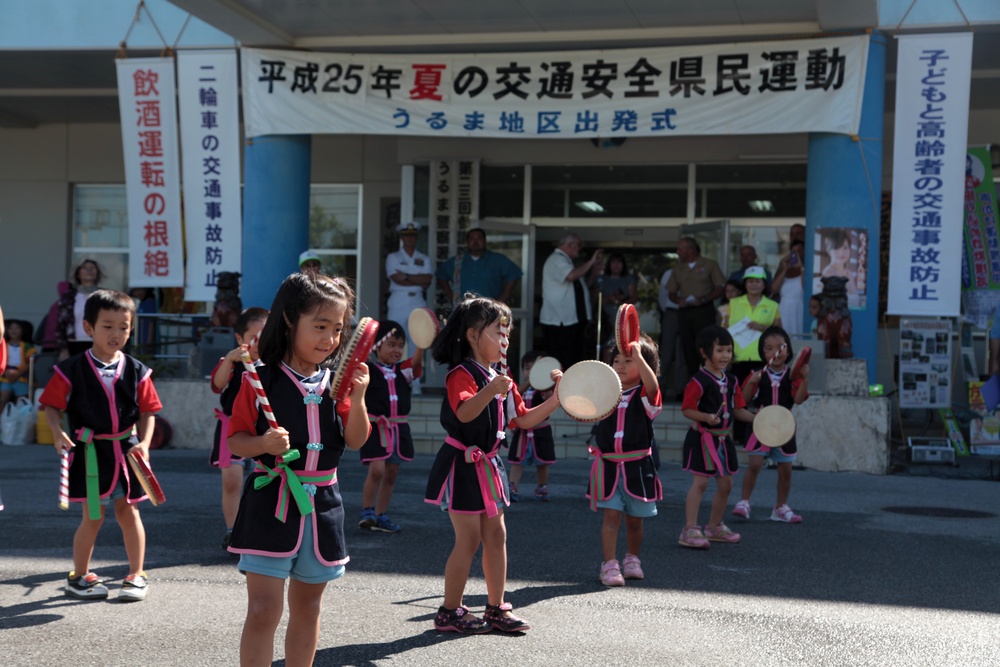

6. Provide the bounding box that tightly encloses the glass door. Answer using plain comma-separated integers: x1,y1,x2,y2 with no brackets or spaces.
681,219,730,269
480,218,534,382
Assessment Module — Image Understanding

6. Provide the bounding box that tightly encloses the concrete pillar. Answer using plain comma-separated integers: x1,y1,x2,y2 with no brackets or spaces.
241,134,311,309
805,33,886,384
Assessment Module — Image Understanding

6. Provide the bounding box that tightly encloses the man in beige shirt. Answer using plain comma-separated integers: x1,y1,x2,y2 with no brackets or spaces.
667,237,726,377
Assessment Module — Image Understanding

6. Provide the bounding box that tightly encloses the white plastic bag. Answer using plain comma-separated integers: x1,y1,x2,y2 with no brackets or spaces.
0,397,36,445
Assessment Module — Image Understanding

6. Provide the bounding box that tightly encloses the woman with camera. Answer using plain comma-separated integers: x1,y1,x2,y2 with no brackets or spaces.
771,239,805,337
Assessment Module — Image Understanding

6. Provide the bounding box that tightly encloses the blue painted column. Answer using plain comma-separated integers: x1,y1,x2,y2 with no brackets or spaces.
804,33,886,383
242,134,311,309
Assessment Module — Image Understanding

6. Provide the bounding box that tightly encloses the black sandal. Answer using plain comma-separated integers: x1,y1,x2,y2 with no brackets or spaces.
484,602,531,632
434,605,490,634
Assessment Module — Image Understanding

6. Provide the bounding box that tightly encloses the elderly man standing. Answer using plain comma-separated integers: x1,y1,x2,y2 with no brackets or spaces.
435,227,522,304
540,234,602,369
667,237,726,377
728,245,772,294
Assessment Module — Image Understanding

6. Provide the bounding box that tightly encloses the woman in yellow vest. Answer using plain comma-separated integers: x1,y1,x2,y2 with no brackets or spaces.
727,266,782,382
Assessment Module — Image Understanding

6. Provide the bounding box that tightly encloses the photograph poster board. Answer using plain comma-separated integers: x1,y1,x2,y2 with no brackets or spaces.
898,318,951,409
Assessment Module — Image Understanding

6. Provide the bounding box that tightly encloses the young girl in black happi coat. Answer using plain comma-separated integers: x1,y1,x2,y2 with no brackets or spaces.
425,296,562,634
358,320,424,533
227,273,371,666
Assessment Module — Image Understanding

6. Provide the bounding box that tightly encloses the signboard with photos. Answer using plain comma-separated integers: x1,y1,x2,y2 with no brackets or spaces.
898,319,952,409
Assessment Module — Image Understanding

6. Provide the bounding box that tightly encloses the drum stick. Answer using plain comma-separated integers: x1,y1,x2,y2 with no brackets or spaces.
768,343,786,368
240,351,280,430
595,291,602,361
59,444,70,510
499,316,510,398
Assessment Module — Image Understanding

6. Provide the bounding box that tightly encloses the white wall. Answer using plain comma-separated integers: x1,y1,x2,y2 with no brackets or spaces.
312,134,401,317
0,123,125,327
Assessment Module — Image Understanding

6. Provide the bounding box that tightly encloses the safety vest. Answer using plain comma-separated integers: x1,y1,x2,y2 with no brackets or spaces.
728,295,780,362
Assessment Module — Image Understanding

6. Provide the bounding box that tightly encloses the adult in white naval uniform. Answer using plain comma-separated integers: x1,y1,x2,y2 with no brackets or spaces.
386,221,433,352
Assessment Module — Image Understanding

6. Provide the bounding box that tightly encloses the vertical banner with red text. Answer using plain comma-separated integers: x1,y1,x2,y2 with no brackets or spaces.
178,51,243,302
116,58,184,288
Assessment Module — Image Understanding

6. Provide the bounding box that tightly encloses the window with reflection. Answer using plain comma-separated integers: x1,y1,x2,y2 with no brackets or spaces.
72,185,129,290
480,165,524,218
308,185,362,289
532,165,687,218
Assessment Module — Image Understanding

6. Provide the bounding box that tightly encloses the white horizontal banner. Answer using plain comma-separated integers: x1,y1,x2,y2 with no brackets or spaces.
242,35,868,139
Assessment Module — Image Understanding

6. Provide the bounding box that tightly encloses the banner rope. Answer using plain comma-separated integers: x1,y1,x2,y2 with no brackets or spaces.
894,0,972,32
116,0,173,60
170,14,192,52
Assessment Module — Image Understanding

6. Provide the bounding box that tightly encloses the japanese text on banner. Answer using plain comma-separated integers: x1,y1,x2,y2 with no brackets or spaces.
116,58,184,288
178,51,243,302
887,33,972,316
241,36,868,139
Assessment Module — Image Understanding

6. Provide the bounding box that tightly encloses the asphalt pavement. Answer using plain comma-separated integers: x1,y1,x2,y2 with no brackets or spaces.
1,443,999,666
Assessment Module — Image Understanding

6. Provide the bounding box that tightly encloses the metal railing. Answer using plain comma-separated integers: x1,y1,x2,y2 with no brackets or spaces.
130,312,222,379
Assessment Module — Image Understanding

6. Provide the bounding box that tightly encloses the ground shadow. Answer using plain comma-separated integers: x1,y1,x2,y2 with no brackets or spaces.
282,630,458,667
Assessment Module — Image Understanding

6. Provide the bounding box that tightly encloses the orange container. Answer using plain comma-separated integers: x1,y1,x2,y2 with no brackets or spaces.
36,409,54,445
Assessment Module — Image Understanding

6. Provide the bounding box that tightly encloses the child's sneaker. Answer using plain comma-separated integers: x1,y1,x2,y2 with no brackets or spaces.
509,481,519,502
622,554,644,580
732,499,751,519
599,559,625,586
65,571,108,600
372,513,401,533
484,602,531,632
678,526,710,549
118,572,148,602
434,605,491,634
770,504,803,523
704,522,741,543
534,485,550,502
358,507,376,530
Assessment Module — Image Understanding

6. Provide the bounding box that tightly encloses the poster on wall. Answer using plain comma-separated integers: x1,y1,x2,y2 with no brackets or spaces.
813,228,868,310
968,381,1000,451
898,318,951,409
960,145,1000,329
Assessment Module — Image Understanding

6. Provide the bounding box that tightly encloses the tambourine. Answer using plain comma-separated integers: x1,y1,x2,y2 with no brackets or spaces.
528,356,562,392
752,405,796,448
791,346,812,381
408,307,440,349
330,317,379,402
615,303,640,357
127,450,166,506
557,360,622,423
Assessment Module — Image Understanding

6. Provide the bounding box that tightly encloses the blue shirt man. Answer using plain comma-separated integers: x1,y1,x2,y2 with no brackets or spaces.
435,228,522,304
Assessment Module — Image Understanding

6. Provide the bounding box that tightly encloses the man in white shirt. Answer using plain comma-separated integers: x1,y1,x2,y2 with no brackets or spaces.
385,221,433,351
539,234,602,369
